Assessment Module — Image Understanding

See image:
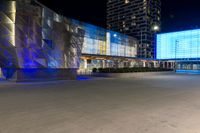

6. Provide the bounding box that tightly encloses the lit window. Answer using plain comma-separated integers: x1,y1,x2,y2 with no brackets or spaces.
131,15,136,19
125,0,129,4
131,22,136,26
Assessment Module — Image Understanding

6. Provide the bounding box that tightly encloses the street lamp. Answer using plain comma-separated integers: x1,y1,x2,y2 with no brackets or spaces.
152,25,160,32
175,40,179,71
152,24,160,67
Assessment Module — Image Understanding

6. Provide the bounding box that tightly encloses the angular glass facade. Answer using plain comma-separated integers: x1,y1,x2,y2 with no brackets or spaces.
0,0,138,80
0,0,84,80
0,1,85,69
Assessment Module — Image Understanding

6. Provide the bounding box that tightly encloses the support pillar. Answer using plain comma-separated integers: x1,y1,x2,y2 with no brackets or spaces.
166,62,169,69
153,61,157,68
102,60,106,68
143,61,146,67
163,62,166,68
83,59,87,69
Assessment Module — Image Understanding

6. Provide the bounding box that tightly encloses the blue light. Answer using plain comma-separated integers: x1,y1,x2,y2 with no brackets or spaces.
156,29,200,60
76,76,91,80
113,34,117,37
176,69,200,74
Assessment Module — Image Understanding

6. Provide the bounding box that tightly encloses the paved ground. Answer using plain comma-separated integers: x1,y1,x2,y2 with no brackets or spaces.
0,74,200,133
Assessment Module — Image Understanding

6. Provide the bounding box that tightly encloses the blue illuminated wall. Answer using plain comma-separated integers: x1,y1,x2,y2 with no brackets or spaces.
157,29,200,60
0,0,85,80
0,0,85,70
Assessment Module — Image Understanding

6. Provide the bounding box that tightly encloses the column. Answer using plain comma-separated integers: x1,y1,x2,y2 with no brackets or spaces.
102,60,106,68
153,61,157,68
83,59,87,69
163,62,165,68
166,62,169,69
143,61,146,67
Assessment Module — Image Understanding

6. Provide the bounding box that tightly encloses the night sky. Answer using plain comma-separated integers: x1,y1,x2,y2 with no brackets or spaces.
38,0,200,33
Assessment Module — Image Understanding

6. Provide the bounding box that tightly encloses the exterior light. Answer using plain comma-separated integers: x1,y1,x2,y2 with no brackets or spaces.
113,34,117,37
11,1,16,46
152,25,160,32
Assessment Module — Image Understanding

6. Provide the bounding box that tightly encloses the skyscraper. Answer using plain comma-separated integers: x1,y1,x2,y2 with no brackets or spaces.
107,0,161,58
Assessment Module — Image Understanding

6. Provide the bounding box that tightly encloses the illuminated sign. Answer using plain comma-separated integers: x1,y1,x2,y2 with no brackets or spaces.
156,29,200,59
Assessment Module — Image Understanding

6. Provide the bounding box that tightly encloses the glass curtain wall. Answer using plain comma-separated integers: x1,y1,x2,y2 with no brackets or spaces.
81,24,137,58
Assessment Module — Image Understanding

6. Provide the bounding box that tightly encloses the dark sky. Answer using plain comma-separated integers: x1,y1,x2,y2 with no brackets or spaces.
38,0,200,33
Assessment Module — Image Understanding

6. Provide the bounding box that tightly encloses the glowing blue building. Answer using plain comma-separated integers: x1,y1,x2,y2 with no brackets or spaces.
157,29,200,74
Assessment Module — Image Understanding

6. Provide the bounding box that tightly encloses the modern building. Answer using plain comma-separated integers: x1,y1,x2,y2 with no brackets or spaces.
107,0,161,58
0,0,86,81
0,0,139,81
79,23,140,74
156,29,200,73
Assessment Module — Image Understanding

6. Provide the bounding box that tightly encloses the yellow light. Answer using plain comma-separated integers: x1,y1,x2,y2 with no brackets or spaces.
125,0,129,4
12,20,15,46
11,1,16,46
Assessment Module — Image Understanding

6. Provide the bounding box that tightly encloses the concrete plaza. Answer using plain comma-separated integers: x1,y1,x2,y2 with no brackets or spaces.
0,74,200,133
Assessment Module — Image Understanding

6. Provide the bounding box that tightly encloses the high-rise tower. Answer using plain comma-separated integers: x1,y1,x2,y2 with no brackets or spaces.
107,0,161,58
